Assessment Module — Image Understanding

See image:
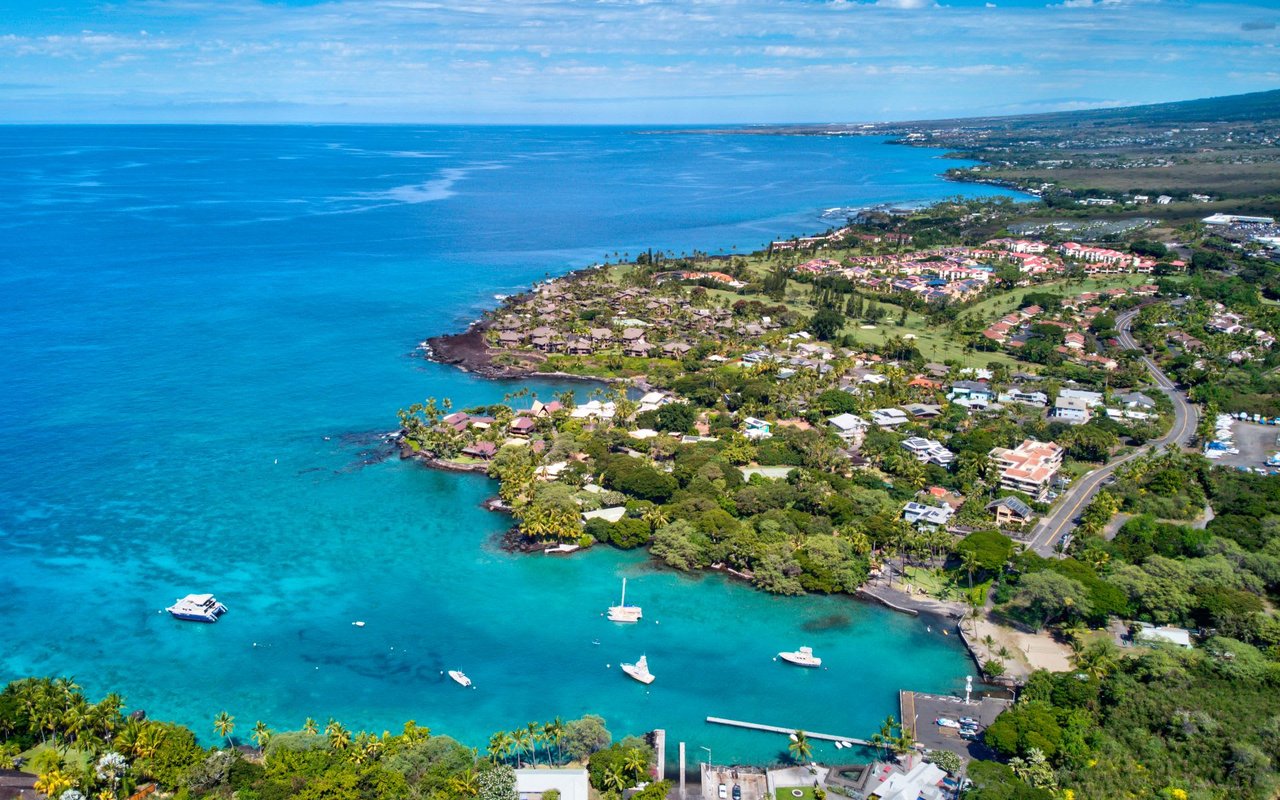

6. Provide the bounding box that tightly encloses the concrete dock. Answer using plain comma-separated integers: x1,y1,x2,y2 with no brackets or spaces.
705,717,872,746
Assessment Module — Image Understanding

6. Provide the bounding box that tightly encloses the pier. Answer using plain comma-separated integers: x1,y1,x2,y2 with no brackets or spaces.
705,717,872,746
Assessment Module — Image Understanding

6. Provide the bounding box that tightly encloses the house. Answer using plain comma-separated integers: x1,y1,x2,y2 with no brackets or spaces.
570,400,616,420
1058,388,1103,407
990,439,1064,501
623,339,652,357
901,436,955,468
1133,622,1193,648
588,327,614,344
902,403,942,419
442,411,471,432
1051,396,1092,424
530,400,563,417
921,485,965,510
497,331,523,348
743,417,773,440
1064,331,1086,350
828,413,869,443
461,441,498,460
508,417,537,438
987,496,1034,526
861,760,948,800
999,388,1048,407
947,380,994,409
582,507,627,524
662,341,693,358
902,501,954,529
1114,391,1156,410
870,408,909,428
565,336,593,355
515,769,590,800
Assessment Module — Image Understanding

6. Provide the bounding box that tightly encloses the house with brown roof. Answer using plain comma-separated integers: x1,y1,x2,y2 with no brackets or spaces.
624,339,652,357
508,416,537,438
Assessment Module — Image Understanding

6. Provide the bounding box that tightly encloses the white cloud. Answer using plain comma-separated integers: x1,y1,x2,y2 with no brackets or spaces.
875,0,937,7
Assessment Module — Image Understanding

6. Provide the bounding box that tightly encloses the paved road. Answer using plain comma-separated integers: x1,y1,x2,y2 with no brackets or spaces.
1027,307,1199,556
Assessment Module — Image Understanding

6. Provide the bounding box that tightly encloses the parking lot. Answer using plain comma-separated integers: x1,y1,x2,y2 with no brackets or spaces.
700,764,768,800
1205,420,1280,471
903,691,1011,761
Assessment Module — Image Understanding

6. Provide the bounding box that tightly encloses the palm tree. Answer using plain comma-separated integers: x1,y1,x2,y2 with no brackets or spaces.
623,747,649,782
602,766,628,794
251,721,272,750
326,720,351,751
960,550,980,590
788,730,812,764
525,721,541,766
487,731,513,765
512,726,534,767
213,712,235,749
448,767,479,797
547,717,566,765
303,717,319,736
33,768,75,799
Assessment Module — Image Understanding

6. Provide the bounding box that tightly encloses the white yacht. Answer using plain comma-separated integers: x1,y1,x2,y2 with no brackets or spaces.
447,670,472,687
778,646,822,667
607,578,642,623
165,594,227,623
621,655,654,685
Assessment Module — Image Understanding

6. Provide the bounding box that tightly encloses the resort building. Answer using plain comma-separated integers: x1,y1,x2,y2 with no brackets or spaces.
989,439,1064,501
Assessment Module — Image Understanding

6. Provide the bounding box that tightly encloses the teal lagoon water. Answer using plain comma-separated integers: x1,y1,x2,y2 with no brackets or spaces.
0,126,1014,765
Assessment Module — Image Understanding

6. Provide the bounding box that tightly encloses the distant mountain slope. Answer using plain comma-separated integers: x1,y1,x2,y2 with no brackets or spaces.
906,88,1280,130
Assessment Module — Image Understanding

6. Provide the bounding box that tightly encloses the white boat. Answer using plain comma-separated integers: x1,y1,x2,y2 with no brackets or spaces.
778,646,822,667
621,655,655,685
448,670,472,687
607,578,642,623
165,594,227,623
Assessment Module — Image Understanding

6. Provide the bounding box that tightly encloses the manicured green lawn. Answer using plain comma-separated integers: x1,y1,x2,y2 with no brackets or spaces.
776,788,818,800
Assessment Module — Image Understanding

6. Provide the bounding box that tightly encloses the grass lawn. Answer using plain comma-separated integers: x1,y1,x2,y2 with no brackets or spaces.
776,788,818,800
903,566,967,602
962,275,1151,324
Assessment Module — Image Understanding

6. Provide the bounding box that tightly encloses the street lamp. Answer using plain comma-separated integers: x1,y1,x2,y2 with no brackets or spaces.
700,746,712,767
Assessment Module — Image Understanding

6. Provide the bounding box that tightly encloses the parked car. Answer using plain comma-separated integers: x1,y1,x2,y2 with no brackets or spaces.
719,785,727,799
935,718,961,729
733,786,741,800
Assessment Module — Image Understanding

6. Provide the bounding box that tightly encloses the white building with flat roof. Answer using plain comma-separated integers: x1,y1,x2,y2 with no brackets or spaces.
516,769,590,800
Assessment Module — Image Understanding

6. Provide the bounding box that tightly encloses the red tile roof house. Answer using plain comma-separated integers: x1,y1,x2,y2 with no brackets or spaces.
1064,332,1086,350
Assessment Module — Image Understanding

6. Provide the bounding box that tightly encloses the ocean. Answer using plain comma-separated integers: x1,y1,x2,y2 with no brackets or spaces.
0,125,1019,766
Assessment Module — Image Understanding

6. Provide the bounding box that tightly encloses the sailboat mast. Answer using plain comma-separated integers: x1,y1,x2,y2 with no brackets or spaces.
620,577,627,606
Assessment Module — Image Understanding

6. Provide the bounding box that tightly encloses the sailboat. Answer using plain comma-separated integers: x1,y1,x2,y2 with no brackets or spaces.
607,578,642,623
621,655,655,685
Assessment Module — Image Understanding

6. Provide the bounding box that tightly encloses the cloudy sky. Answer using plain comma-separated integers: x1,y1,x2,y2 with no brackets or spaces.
1,0,1277,123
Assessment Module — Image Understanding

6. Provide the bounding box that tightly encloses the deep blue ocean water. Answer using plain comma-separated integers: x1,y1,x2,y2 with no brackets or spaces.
0,126,1018,767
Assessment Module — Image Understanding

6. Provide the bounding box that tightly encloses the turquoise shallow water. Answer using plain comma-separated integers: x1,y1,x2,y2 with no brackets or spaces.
0,126,1014,765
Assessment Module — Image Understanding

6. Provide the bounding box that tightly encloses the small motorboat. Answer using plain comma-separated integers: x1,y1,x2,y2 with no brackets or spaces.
448,670,472,688
778,646,822,668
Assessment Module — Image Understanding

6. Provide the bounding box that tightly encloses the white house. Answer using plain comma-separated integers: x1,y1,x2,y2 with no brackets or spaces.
828,413,869,442
516,769,591,800
1058,388,1103,407
1051,396,1092,424
1134,622,1193,648
901,437,956,468
902,501,954,528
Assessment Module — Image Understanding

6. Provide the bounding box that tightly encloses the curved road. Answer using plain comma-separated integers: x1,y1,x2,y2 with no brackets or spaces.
1028,307,1199,556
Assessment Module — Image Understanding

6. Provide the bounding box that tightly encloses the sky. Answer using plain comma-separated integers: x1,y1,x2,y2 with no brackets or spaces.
0,0,1277,124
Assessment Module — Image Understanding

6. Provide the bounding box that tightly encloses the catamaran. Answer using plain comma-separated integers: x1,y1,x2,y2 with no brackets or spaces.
607,577,642,623
447,670,472,687
165,594,228,623
621,655,654,685
778,646,822,667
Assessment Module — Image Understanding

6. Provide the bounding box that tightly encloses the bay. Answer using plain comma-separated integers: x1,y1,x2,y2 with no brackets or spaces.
0,125,1017,765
